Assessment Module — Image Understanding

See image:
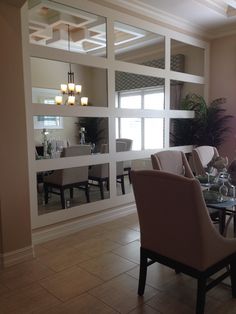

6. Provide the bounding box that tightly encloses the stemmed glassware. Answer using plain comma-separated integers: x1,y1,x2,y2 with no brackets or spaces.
204,165,214,185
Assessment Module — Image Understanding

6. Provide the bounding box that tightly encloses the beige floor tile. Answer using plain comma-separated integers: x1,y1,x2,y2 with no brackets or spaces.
79,252,137,281
147,289,195,314
127,262,178,290
37,293,118,314
0,283,61,314
0,260,54,290
103,227,140,245
37,246,91,272
70,225,106,242
39,266,102,301
72,237,122,257
39,233,83,251
90,273,157,313
0,283,9,297
128,304,161,313
112,240,140,263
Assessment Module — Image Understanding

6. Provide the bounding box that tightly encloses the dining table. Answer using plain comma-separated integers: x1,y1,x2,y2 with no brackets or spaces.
198,175,236,237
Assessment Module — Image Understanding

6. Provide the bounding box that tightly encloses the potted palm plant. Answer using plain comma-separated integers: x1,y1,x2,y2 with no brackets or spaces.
170,93,233,148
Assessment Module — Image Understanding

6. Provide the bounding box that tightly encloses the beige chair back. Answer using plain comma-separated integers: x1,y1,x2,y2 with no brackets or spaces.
89,141,127,179
131,170,236,271
192,145,219,175
151,150,194,178
44,145,91,186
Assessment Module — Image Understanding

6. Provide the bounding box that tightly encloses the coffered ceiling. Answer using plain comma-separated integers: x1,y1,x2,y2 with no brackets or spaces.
90,0,236,38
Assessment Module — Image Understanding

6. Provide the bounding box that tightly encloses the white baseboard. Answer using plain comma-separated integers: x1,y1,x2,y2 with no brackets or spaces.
32,203,136,245
0,245,34,268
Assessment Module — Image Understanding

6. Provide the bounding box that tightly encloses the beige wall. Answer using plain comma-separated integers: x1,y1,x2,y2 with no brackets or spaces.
34,117,79,146
0,2,32,256
210,34,236,163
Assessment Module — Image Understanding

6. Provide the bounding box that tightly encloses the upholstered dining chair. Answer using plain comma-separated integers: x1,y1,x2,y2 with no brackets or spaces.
151,150,194,178
116,138,133,183
131,170,236,314
151,149,224,233
43,145,91,209
192,145,219,176
89,141,127,199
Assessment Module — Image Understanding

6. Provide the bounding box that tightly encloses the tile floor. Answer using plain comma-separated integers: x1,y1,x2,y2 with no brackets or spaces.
0,213,236,313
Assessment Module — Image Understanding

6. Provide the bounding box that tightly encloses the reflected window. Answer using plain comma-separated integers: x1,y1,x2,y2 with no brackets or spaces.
118,118,141,150
144,118,164,149
34,116,63,129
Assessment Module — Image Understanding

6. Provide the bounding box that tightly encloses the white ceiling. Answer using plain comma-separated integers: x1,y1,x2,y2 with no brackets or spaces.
95,0,236,38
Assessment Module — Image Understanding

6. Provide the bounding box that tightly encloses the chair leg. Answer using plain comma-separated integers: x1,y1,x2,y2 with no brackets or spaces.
44,184,49,204
85,183,90,203
99,180,104,200
219,210,226,235
60,187,65,209
234,215,236,237
196,277,207,314
138,248,148,296
128,168,132,184
230,256,236,297
120,175,125,195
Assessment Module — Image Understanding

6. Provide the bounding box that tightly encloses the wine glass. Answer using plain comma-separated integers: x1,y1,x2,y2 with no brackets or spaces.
218,171,229,197
228,174,236,200
204,165,214,185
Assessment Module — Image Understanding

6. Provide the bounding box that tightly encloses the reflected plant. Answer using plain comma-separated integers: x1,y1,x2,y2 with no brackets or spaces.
171,94,233,148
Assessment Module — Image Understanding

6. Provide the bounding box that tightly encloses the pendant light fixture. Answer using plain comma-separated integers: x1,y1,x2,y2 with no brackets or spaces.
55,24,88,106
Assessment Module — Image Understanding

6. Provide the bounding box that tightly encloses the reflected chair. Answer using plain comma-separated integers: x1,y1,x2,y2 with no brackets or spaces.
131,170,236,314
192,145,219,176
43,145,91,209
151,150,194,178
89,141,127,199
116,138,133,183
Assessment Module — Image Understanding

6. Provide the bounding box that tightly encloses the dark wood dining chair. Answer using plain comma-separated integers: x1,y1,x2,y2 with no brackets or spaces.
131,169,236,314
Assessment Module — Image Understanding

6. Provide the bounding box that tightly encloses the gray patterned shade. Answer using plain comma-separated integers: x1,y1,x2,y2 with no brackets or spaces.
115,54,185,91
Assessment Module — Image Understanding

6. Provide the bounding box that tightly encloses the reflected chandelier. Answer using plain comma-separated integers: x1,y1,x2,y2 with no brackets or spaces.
55,25,88,106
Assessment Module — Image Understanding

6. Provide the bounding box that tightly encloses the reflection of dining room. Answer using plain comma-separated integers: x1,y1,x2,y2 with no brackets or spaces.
3,0,236,313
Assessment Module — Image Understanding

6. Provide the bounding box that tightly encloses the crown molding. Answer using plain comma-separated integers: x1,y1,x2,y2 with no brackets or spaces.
90,0,236,39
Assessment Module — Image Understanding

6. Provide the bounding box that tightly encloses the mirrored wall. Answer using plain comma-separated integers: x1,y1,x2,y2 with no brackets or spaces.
28,0,208,224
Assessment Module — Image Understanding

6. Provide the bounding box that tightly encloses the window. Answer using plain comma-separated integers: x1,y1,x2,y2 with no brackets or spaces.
34,116,64,129
116,88,164,150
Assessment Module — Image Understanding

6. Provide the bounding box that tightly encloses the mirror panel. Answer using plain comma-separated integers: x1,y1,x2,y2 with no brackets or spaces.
31,58,108,107
37,163,110,215
170,80,204,110
115,71,165,109
144,118,164,149
171,39,204,76
114,22,165,68
28,2,107,57
169,118,194,147
34,116,108,159
116,160,133,196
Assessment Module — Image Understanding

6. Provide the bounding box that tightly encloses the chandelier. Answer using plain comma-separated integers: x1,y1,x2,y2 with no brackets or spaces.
55,25,88,106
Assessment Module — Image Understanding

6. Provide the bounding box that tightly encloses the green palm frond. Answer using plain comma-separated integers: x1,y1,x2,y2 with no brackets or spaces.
171,93,233,148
